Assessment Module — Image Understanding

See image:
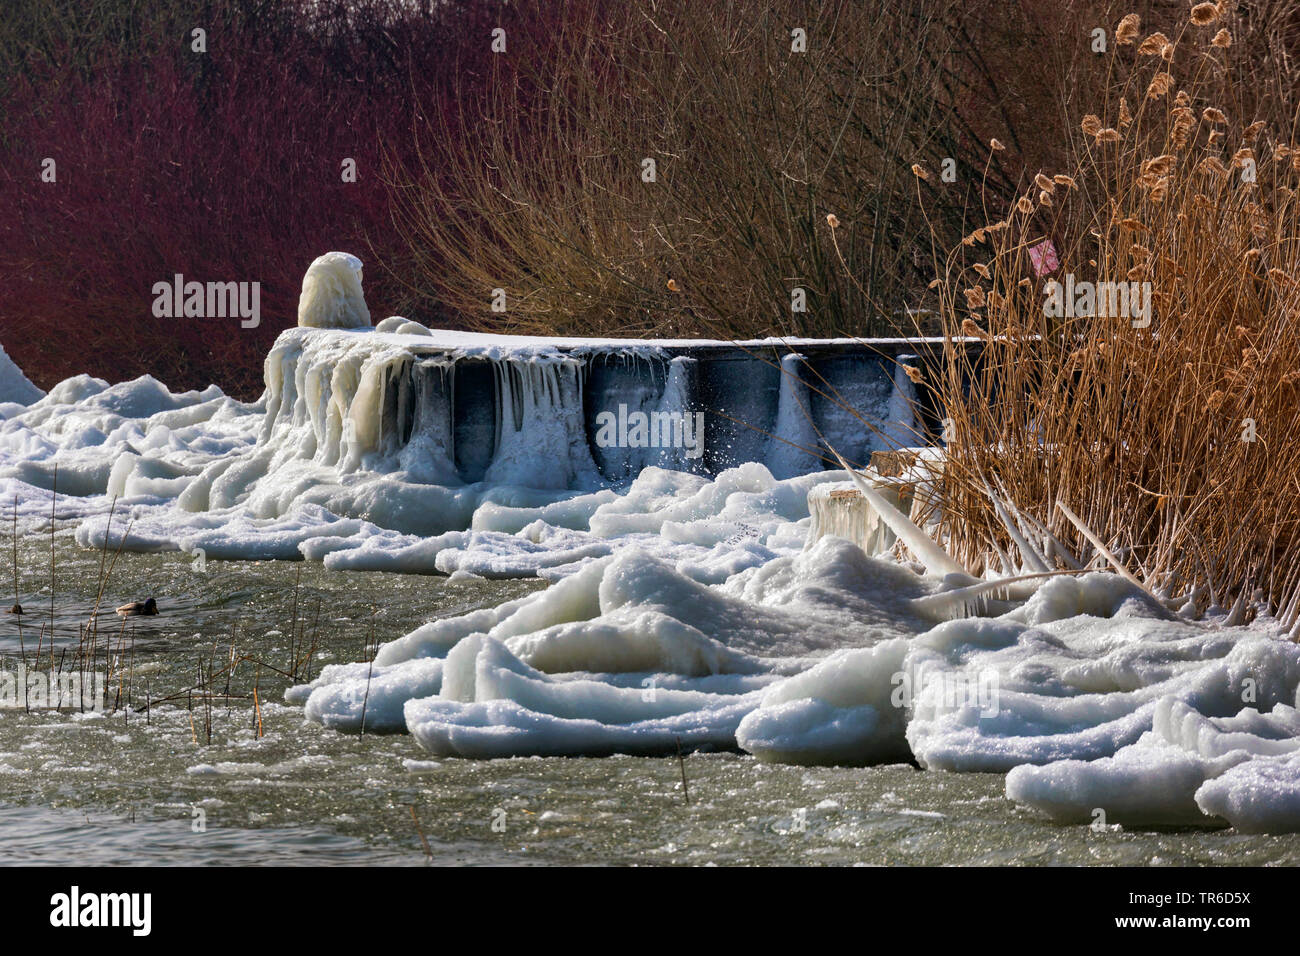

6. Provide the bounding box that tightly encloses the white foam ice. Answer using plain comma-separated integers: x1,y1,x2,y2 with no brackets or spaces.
0,372,258,507
290,555,1300,833
734,639,913,766
1006,698,1300,828
288,536,932,755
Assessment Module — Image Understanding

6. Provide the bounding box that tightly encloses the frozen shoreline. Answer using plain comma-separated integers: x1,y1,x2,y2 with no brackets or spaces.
0,325,1298,834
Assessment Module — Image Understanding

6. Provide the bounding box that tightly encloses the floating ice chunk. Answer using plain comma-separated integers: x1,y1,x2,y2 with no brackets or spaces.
1195,750,1300,833
403,759,442,773
297,252,372,329
1007,699,1300,827
403,635,757,758
405,695,753,759
736,640,911,765
292,658,445,733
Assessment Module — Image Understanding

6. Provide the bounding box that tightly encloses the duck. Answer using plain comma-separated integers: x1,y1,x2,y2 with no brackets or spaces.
116,597,159,617
6,604,22,615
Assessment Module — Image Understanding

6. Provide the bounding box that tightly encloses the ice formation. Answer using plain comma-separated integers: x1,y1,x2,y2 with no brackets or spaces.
2,253,1299,834
0,302,917,567
0,341,43,407
297,251,372,329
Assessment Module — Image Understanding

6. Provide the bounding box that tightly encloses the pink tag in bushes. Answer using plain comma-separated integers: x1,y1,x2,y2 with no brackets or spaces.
1028,239,1059,276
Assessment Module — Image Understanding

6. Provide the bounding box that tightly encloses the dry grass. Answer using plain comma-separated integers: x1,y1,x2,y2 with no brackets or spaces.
912,7,1300,620
385,0,992,339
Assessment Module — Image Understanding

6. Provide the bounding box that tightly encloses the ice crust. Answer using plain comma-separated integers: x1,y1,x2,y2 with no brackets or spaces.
2,323,1299,833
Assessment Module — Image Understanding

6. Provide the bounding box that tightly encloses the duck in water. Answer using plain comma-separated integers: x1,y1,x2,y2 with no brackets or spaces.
116,597,159,617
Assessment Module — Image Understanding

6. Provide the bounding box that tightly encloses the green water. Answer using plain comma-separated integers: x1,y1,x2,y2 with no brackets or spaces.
0,528,1297,866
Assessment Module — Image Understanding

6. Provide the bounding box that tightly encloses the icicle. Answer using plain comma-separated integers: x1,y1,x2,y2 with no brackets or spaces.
910,568,1088,619
399,358,459,484
984,483,1049,573
991,477,1083,570
829,447,972,580
1280,585,1300,631
1055,500,1161,603
485,355,602,489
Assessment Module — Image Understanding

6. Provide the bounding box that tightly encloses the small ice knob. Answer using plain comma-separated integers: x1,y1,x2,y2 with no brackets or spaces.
297,251,373,329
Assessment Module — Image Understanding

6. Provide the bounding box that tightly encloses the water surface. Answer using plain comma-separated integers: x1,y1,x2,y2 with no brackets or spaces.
1,529,1296,866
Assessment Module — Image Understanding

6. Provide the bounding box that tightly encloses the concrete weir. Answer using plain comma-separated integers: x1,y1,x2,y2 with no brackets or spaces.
265,327,954,490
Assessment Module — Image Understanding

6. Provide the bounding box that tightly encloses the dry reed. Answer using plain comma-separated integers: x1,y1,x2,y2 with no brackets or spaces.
910,9,1300,620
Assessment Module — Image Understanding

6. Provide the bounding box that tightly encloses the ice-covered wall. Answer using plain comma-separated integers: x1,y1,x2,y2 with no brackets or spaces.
253,325,939,491
0,322,949,557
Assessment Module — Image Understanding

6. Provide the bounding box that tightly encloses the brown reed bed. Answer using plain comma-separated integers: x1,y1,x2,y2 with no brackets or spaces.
899,7,1300,623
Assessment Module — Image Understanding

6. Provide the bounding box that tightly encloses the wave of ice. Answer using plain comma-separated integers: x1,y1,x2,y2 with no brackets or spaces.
289,536,932,754
288,556,1300,832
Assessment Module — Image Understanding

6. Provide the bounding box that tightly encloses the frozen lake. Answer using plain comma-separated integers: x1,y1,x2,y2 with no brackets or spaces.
1,538,1296,866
